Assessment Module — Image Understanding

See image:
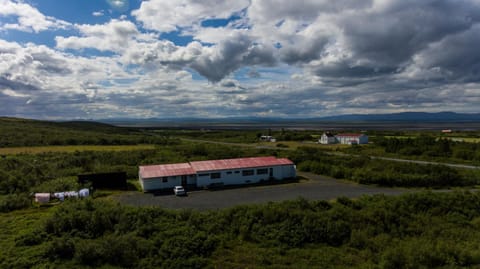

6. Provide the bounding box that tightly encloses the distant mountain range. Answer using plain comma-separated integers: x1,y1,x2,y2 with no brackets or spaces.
100,112,480,126
313,112,480,122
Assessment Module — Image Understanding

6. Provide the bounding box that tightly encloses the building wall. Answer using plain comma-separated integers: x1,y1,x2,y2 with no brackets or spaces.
196,168,267,188
336,136,353,144
319,134,336,144
196,164,296,188
358,135,368,144
140,175,183,192
336,135,368,144
187,175,197,185
281,165,296,178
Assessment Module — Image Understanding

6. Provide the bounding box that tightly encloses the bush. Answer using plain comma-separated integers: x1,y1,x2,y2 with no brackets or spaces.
0,193,31,212
45,237,75,260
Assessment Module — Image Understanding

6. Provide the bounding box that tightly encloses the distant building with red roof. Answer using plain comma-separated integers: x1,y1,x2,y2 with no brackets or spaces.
139,156,296,192
319,132,368,145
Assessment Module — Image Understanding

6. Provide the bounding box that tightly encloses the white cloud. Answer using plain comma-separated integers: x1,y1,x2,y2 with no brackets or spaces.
106,0,129,12
0,0,70,33
2,88,29,97
132,0,250,32
56,19,139,52
92,10,104,17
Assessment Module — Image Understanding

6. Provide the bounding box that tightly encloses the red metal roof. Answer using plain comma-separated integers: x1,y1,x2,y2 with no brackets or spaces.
140,157,294,178
190,156,293,172
140,163,195,179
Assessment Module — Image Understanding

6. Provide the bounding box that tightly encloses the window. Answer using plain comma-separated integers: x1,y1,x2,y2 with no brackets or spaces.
242,170,254,176
257,168,268,175
210,172,221,179
162,177,168,183
227,171,232,174
234,171,240,174
198,173,209,177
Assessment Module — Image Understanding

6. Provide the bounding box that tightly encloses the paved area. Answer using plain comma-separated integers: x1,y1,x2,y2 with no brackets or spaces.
114,172,409,210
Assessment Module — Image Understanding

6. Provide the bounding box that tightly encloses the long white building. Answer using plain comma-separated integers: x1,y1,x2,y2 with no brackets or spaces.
319,133,368,145
139,156,296,192
335,133,368,144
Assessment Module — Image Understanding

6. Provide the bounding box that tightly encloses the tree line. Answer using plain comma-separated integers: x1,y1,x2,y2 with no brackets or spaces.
369,136,480,163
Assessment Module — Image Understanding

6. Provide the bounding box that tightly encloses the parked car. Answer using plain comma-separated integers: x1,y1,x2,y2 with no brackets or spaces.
173,186,186,196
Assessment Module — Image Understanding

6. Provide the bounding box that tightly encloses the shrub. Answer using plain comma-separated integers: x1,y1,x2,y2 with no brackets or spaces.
0,193,31,212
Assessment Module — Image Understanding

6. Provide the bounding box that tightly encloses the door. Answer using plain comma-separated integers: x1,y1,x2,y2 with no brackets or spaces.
181,175,187,186
269,168,273,179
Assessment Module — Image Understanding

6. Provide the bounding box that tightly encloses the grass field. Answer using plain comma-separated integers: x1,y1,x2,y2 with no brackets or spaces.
0,144,156,155
382,135,480,143
258,141,351,150
446,137,480,143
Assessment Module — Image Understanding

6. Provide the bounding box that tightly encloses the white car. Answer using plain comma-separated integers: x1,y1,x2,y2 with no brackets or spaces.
173,186,186,196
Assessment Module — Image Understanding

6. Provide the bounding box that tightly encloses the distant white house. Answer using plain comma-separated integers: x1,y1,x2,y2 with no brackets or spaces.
319,132,336,144
319,133,368,145
260,135,276,142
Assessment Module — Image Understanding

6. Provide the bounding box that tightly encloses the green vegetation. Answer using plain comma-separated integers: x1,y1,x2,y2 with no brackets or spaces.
2,118,480,267
0,141,268,212
175,128,480,167
0,117,171,147
2,192,480,268
292,147,480,187
344,131,480,166
1,119,479,212
0,144,156,155
172,128,318,143
376,135,480,161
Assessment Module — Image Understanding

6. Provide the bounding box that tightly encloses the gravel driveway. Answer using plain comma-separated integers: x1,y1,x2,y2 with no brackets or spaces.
114,172,410,210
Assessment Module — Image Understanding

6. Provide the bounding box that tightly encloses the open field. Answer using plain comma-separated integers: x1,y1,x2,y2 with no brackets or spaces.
259,141,351,150
446,137,480,143
381,135,480,143
0,144,156,155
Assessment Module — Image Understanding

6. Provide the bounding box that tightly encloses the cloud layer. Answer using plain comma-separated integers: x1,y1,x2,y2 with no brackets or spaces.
1,0,480,119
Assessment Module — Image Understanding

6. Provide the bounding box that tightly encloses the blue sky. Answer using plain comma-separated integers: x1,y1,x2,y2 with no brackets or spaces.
1,0,480,119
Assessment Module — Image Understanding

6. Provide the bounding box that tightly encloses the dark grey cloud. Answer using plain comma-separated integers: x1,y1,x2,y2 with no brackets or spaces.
190,33,276,82
30,52,72,75
220,81,236,87
0,76,42,92
363,5,472,57
313,61,397,79
280,36,329,65
413,24,480,83
313,0,480,82
249,0,372,23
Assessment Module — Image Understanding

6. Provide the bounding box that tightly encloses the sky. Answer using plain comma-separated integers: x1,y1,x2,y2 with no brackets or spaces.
1,0,480,120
